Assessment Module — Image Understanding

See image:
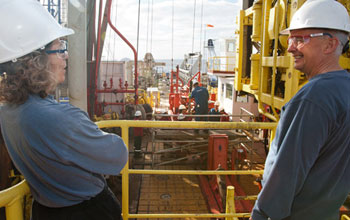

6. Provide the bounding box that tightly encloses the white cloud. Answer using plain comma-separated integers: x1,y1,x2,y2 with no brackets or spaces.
102,0,241,60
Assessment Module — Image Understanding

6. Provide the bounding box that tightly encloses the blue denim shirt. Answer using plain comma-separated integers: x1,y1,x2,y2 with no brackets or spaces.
252,71,350,220
0,95,128,207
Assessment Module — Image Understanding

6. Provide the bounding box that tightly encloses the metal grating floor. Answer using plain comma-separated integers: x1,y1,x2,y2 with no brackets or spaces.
138,166,209,220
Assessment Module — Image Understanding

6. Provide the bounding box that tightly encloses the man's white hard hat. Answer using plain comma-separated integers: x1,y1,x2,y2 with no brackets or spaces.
179,105,186,110
0,0,74,63
134,111,142,117
280,0,350,35
192,79,199,85
214,101,220,106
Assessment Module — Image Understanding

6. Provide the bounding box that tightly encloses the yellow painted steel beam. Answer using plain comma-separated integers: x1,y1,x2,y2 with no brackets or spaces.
0,180,30,220
261,56,290,68
251,1,262,42
96,120,277,130
235,9,245,92
128,169,264,175
260,93,285,110
128,213,251,219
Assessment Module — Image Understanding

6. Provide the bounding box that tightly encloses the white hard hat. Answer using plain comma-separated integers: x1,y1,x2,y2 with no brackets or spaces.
192,79,199,85
178,113,185,120
134,111,142,117
214,101,220,106
179,105,186,110
281,0,350,35
0,0,75,63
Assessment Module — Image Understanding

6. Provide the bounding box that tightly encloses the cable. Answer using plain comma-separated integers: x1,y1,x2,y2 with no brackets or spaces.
146,0,150,52
136,0,141,60
199,0,204,54
191,0,197,53
171,0,174,70
150,0,154,53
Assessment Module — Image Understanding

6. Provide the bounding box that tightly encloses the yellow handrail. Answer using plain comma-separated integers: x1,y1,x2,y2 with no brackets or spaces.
342,214,350,220
0,120,277,220
207,56,235,72
96,120,276,219
0,180,30,220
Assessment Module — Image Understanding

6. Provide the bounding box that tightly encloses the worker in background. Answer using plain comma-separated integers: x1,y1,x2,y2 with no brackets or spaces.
190,80,209,122
219,106,230,122
0,1,127,220
251,1,350,220
209,101,221,121
178,104,191,121
133,110,143,157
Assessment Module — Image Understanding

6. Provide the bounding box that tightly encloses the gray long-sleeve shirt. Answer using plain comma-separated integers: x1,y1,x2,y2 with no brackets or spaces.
0,95,128,207
252,70,350,220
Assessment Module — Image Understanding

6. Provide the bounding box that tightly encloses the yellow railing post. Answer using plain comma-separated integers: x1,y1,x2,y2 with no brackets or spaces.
6,198,24,220
342,214,350,220
0,180,30,220
225,186,239,220
120,124,130,220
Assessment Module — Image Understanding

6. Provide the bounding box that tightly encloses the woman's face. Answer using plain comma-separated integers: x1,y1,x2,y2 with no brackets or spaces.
47,39,68,84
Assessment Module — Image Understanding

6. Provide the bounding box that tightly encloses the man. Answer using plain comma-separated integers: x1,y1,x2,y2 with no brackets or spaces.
251,0,350,219
178,104,191,121
209,101,221,121
190,80,209,122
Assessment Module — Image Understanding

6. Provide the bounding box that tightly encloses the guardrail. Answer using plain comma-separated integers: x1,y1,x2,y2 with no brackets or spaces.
0,120,277,220
207,56,235,73
0,180,30,220
342,214,350,220
97,120,276,219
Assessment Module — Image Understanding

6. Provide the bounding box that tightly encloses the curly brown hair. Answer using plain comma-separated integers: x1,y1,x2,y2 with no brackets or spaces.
0,50,58,105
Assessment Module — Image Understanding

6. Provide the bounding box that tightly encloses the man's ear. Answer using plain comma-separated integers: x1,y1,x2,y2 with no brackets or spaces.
323,38,339,54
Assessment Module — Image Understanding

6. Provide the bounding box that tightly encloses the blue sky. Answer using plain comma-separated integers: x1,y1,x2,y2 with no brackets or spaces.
102,0,242,60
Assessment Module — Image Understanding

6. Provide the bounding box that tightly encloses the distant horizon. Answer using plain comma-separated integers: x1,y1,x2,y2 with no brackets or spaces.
101,0,240,61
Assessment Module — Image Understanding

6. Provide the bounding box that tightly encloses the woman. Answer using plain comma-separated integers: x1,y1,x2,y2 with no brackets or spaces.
0,1,127,219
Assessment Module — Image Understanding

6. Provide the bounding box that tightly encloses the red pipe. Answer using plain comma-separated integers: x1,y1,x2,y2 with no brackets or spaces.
107,0,138,105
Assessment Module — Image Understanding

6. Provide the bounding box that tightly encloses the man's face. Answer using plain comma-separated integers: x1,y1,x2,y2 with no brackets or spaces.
287,29,329,78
